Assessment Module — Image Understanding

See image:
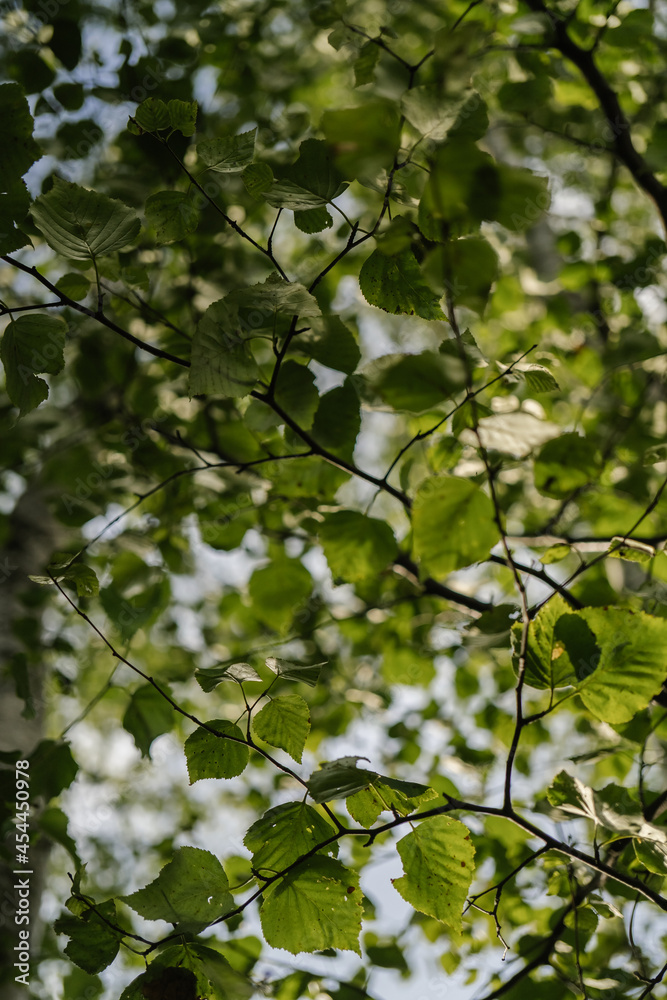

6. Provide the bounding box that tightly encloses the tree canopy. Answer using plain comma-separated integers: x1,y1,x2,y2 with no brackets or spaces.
2,1,667,998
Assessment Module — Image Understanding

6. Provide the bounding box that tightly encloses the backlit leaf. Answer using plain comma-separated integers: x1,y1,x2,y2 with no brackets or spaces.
319,510,397,582
253,694,311,762
412,476,500,577
198,130,257,172
244,801,338,872
393,816,475,932
359,249,446,321
184,720,249,782
31,178,140,260
122,846,233,932
260,857,362,954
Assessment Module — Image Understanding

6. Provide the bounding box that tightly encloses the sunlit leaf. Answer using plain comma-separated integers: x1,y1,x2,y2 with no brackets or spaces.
122,847,233,932
393,816,475,932
260,857,362,954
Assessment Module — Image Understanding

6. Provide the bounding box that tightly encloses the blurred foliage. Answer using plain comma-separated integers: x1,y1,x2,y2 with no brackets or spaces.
2,0,667,998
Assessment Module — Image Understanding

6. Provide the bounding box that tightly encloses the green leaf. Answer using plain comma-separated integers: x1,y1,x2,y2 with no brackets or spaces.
540,544,571,564
145,190,199,244
266,138,347,208
422,236,498,315
608,537,655,565
54,901,122,975
359,249,446,320
54,82,84,111
243,162,274,199
195,662,262,692
56,271,91,301
260,857,362,954
0,173,30,254
31,178,141,260
498,76,552,113
54,119,103,159
119,967,199,1000
512,595,577,691
319,510,397,582
520,364,560,394
645,122,667,172
265,657,325,687
62,969,102,1000
122,846,233,933
61,563,99,597
392,816,475,931
264,179,329,211
412,476,500,577
188,943,255,999
122,684,174,757
48,18,81,69
0,191,31,253
38,806,80,863
421,142,549,238
253,694,311,762
307,757,377,803
248,557,312,631
546,771,602,822
132,97,170,132
401,88,476,141
230,273,322,321
605,8,653,47
184,720,249,782
1,313,67,415
492,163,551,231
198,129,256,172
294,315,360,374
311,379,361,460
29,739,78,799
570,608,667,722
355,351,465,412
534,433,598,498
321,102,401,180
275,360,320,429
446,90,489,143
0,82,42,184
354,41,379,86
420,142,494,238
347,777,437,827
167,99,198,136
547,772,667,863
189,298,260,398
294,206,333,233
634,839,667,875
546,772,640,833
244,801,338,872
7,50,55,94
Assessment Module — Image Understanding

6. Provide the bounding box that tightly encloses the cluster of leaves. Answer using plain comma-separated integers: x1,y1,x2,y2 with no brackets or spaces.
2,0,667,998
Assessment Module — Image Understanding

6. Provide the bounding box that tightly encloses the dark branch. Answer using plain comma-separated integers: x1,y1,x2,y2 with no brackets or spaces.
2,255,190,368
523,0,667,232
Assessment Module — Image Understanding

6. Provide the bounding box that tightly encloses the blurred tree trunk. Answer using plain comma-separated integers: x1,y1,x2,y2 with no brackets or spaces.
0,487,58,1000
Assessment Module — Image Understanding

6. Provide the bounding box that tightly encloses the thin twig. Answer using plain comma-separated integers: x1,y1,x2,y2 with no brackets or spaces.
380,345,538,484
2,255,190,368
162,141,289,280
